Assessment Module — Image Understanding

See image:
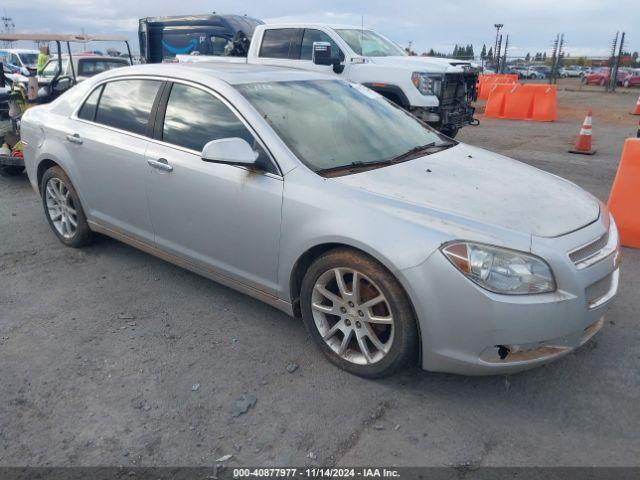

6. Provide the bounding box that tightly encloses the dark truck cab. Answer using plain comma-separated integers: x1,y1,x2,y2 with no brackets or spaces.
139,14,263,63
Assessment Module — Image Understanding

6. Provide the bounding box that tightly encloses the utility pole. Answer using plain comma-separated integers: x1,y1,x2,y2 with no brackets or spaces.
610,31,625,92
493,23,503,69
550,33,564,84
501,35,509,73
496,34,503,73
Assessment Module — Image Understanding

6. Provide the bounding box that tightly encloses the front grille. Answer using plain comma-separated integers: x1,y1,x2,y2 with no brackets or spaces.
441,72,478,105
569,232,609,265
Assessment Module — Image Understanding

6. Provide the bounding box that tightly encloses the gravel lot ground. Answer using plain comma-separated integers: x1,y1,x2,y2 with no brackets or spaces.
1,88,639,468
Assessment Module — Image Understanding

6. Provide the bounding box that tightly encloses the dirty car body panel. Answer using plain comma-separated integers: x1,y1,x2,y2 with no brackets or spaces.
20,63,620,375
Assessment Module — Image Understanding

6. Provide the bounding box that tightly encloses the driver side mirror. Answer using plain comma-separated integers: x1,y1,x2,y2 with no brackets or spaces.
312,41,344,74
201,138,259,167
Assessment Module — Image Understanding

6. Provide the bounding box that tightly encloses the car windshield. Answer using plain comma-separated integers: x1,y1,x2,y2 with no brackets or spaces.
18,53,38,66
236,80,450,173
41,59,68,77
335,29,405,57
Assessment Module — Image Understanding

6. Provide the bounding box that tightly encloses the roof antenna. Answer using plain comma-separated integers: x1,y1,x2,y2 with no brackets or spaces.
360,14,364,56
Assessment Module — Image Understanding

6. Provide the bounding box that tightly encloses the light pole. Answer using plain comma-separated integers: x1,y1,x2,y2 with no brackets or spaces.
493,23,503,68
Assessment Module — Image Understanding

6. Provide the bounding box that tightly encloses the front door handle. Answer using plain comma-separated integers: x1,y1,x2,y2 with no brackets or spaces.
66,133,83,144
147,158,173,172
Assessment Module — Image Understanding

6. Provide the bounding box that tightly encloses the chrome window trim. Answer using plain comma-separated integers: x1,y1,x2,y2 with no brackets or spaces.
70,74,284,178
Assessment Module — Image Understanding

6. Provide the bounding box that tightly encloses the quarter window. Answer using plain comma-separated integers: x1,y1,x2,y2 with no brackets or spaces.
162,83,275,173
77,85,103,121
94,79,161,135
259,29,299,59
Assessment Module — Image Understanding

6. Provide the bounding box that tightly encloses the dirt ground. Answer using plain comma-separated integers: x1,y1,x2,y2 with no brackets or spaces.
1,87,639,468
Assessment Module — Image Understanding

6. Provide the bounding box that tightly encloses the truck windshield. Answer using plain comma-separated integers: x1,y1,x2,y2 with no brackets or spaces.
335,29,405,57
236,80,450,173
18,53,39,66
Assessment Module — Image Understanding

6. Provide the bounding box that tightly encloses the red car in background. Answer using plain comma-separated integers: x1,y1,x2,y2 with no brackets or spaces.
583,67,628,86
621,69,640,88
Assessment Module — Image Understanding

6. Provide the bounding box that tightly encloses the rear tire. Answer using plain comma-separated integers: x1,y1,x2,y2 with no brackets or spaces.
41,166,93,248
300,248,419,378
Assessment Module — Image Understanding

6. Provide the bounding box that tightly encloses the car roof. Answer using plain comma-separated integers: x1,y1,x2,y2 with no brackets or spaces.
100,62,335,85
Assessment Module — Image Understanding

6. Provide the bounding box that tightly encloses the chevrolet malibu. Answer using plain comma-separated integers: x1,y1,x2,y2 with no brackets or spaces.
20,63,621,378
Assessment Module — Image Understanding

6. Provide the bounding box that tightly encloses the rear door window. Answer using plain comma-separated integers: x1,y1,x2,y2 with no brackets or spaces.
259,28,300,59
94,79,162,135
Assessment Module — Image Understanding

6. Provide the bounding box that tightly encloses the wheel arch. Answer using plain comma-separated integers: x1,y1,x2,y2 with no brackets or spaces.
36,158,63,192
288,241,423,362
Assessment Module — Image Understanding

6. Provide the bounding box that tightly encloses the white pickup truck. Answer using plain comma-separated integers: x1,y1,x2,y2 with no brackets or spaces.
177,23,478,136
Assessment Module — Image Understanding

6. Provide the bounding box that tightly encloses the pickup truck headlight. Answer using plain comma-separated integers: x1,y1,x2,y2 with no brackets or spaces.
441,242,556,295
412,72,442,96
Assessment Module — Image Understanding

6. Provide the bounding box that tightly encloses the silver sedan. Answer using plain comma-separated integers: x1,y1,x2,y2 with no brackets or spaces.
20,63,620,377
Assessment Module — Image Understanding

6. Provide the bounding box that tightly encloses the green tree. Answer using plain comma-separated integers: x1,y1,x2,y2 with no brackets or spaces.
481,44,487,60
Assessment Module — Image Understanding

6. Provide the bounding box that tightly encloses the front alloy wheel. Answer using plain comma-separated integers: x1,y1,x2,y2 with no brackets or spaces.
311,267,394,365
300,248,418,378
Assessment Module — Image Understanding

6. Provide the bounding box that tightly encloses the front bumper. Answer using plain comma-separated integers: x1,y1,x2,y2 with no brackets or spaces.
400,213,620,375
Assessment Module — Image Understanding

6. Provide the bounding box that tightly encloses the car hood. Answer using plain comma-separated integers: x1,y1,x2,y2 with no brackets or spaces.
331,144,599,238
366,56,473,73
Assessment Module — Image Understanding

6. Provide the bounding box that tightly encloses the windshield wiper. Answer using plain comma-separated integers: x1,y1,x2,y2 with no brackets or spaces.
316,141,455,176
316,160,393,175
386,141,454,163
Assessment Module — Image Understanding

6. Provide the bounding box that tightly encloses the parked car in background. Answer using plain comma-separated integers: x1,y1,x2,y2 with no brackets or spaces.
20,63,620,377
583,67,627,86
0,48,39,75
38,54,130,87
559,66,582,78
513,66,545,79
621,69,640,88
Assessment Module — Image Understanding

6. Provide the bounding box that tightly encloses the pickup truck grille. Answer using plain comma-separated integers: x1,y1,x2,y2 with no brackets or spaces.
441,72,478,106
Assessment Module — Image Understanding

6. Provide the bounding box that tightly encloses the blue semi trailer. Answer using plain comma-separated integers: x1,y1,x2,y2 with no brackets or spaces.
138,13,263,63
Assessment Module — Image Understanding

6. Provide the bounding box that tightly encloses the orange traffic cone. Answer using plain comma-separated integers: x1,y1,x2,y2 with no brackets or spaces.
569,110,596,155
632,95,640,115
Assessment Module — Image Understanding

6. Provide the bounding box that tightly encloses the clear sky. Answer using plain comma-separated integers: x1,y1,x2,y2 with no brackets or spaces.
2,0,638,57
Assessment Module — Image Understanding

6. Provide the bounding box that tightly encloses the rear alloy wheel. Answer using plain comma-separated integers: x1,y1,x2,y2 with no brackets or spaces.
300,248,418,378
41,166,93,247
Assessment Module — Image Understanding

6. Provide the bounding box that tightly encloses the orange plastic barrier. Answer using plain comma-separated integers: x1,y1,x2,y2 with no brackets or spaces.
608,138,640,248
484,84,557,121
476,74,518,100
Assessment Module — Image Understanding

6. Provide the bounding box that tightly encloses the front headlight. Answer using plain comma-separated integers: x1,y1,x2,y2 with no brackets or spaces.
441,242,556,295
411,72,442,96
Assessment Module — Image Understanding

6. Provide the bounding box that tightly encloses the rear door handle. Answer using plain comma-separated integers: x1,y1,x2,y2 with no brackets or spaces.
147,158,173,172
66,133,83,144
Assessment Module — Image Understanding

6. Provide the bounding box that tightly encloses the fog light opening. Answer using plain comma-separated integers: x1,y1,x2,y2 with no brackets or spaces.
497,345,510,360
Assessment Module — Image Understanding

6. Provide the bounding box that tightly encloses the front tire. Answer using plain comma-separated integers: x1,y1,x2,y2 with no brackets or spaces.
41,166,93,248
300,248,418,378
